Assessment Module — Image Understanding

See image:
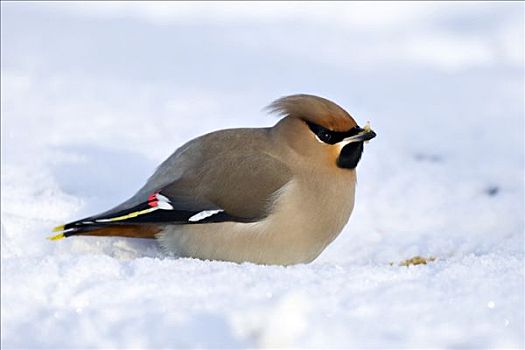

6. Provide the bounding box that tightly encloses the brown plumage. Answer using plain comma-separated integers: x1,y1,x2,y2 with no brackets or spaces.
50,94,376,265
74,225,161,239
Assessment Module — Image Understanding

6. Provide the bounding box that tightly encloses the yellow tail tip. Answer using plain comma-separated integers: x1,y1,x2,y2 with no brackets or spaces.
48,233,65,241
52,225,65,232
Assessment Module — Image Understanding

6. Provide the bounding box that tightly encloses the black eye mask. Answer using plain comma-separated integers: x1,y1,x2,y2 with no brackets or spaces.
306,121,362,145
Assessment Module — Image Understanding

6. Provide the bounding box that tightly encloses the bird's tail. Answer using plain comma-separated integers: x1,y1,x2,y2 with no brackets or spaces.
48,192,173,240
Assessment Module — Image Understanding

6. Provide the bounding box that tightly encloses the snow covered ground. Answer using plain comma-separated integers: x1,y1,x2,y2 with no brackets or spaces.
1,2,524,348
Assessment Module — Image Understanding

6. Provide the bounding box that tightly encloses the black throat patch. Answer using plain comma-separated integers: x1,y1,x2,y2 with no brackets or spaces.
337,142,364,169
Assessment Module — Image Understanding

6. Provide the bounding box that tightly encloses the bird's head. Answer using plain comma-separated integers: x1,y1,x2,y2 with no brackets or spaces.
267,94,376,170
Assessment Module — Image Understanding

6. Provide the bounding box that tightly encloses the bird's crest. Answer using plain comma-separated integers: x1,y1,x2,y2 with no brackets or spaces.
266,94,357,132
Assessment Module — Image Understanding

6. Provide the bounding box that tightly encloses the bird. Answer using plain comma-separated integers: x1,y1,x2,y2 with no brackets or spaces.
49,94,376,265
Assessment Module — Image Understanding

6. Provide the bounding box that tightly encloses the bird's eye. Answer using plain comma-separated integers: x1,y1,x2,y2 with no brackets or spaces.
319,130,332,143
306,121,337,144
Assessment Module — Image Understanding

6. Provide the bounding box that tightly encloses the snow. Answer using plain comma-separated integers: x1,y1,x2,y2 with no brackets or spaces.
1,2,524,348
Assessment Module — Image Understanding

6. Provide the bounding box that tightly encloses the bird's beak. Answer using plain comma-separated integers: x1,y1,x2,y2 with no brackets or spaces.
343,124,377,143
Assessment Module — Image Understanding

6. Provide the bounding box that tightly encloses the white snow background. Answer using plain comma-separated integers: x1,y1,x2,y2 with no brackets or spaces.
1,2,524,348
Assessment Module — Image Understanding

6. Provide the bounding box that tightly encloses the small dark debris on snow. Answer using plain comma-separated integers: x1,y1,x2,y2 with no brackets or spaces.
485,186,500,197
396,256,436,267
414,153,443,163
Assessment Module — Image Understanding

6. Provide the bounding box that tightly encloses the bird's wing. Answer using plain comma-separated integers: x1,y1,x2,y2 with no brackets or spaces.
53,129,292,236
160,150,293,221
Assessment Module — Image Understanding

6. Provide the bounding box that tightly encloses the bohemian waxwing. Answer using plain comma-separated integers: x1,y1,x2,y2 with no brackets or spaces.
50,94,376,265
